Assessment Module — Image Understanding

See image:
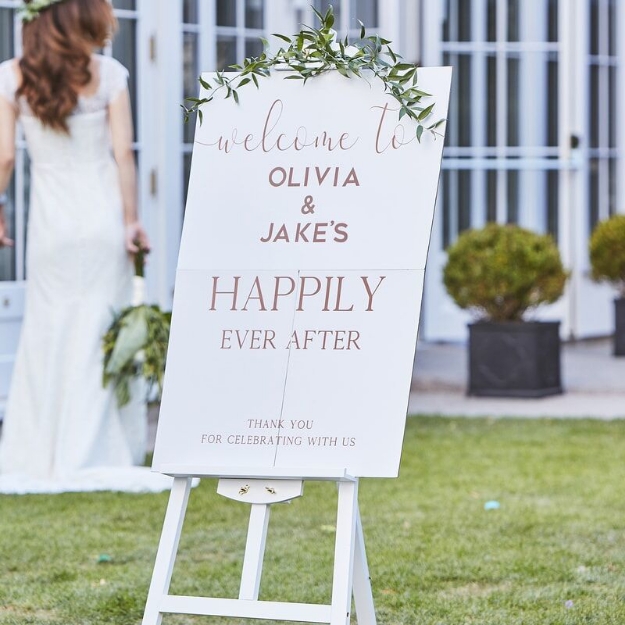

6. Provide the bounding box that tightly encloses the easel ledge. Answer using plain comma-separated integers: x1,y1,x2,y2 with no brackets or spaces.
157,465,356,481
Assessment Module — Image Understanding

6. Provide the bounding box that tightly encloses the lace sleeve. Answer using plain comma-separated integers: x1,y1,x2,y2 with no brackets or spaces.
0,60,17,106
102,56,130,104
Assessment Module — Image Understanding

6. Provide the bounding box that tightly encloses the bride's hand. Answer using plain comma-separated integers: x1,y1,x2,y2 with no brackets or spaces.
0,216,14,248
125,221,150,255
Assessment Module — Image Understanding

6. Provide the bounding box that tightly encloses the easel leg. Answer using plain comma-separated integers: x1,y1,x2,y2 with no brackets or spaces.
142,477,193,625
330,480,358,625
239,503,271,600
352,504,377,625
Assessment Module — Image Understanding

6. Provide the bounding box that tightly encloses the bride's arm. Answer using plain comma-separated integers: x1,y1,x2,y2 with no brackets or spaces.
0,95,15,247
109,88,149,254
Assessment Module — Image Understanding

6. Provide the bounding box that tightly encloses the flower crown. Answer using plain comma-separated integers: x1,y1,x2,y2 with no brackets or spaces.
19,0,68,23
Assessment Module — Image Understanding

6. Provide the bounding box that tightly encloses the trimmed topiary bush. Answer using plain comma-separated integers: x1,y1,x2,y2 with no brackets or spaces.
443,223,567,322
589,214,625,297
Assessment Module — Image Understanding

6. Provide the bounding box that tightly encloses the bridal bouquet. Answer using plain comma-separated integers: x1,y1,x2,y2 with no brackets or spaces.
102,247,171,407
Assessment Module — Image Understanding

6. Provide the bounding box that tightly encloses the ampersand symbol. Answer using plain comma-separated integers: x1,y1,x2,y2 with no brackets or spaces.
301,195,315,215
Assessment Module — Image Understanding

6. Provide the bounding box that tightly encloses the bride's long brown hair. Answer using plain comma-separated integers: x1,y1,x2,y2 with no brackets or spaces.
17,0,117,133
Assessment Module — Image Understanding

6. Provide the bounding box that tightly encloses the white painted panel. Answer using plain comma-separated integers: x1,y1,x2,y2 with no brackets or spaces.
152,269,296,470
178,69,451,272
275,270,424,477
153,68,451,478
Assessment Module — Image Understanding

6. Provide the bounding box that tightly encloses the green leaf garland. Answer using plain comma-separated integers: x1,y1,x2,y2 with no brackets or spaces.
182,5,444,142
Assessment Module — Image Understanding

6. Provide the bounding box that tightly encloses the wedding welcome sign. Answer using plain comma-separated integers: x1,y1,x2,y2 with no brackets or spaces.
152,68,451,479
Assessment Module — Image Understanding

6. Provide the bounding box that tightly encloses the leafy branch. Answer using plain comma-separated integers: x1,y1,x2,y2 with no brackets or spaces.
182,5,444,141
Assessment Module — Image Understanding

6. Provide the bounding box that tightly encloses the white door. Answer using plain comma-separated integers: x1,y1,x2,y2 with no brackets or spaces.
420,0,618,341
0,0,156,412
571,0,623,336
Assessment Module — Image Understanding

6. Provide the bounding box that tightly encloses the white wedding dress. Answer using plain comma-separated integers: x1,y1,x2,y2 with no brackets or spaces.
0,55,172,494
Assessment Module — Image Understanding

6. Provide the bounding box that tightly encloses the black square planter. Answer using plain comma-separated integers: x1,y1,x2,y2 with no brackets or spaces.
468,321,563,398
615,298,625,357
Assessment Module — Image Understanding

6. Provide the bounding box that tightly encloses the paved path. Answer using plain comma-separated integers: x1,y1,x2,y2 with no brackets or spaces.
409,338,625,419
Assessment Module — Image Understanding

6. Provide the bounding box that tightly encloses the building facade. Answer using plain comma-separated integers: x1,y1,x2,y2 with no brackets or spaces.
0,0,622,407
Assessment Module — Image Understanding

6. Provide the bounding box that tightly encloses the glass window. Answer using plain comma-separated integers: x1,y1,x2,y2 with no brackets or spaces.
245,0,264,29
507,0,520,42
183,0,199,24
245,38,264,59
486,0,497,42
112,17,138,140
183,0,269,206
350,0,378,28
587,0,618,229
217,0,237,27
0,176,15,282
0,8,13,60
112,0,136,10
314,0,341,25
217,36,237,71
0,7,15,282
183,32,199,143
457,0,472,42
440,0,563,243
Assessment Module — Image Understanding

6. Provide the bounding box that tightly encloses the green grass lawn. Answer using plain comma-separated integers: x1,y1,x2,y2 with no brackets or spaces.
2,416,625,624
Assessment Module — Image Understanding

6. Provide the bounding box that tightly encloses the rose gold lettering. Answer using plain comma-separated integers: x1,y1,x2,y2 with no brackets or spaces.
260,222,275,242
295,222,311,242
269,167,287,187
250,330,262,349
264,330,276,349
316,166,331,184
242,276,267,311
322,277,333,311
198,99,358,154
221,330,232,349
313,223,328,242
297,277,322,311
276,133,292,151
334,223,349,242
343,167,360,187
286,330,301,349
303,330,316,350
274,224,290,242
210,276,240,311
361,276,386,311
287,167,301,187
347,330,361,350
272,276,296,310
334,276,354,312
294,126,308,150
262,100,284,152
236,330,249,348
339,133,358,149
319,329,333,348
333,330,346,350
243,133,258,150
373,103,393,153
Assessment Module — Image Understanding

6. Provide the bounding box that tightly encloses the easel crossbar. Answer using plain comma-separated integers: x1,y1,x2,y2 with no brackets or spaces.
160,596,332,622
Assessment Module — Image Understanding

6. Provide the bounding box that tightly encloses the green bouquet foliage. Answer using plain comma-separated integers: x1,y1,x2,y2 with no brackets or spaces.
102,247,171,408
589,214,625,297
102,304,171,408
443,223,568,322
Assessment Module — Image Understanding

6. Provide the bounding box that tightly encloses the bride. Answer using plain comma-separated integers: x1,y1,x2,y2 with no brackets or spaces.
0,0,171,493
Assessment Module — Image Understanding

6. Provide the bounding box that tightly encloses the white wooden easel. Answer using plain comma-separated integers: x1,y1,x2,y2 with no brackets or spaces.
142,469,377,625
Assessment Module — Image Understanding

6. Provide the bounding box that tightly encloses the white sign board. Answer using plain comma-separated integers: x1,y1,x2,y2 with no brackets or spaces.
153,68,451,478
